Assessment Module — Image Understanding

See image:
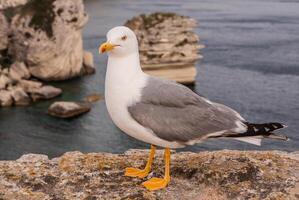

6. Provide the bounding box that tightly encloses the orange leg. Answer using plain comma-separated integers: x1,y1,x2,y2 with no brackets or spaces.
142,148,171,191
125,145,156,178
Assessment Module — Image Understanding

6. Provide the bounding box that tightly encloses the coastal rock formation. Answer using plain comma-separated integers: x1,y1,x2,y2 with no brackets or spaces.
10,86,31,106
125,13,204,84
0,0,95,107
0,89,13,106
0,73,11,89
7,0,91,81
0,0,28,9
8,62,30,81
47,94,103,118
18,79,42,93
30,86,62,102
0,12,8,50
82,51,96,75
48,101,91,118
0,62,62,106
0,150,298,199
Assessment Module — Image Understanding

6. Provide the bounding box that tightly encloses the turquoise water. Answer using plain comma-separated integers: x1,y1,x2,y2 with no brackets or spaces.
0,0,298,160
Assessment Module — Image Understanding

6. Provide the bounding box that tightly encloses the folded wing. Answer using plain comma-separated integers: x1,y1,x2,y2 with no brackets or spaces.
128,77,246,144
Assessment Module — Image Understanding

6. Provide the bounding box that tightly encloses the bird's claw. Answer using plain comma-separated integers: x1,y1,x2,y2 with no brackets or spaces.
142,177,169,191
125,167,149,178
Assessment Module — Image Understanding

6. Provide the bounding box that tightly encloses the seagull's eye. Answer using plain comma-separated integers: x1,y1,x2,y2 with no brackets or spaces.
121,35,127,41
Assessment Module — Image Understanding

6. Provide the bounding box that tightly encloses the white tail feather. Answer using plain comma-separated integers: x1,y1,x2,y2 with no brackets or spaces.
234,137,262,146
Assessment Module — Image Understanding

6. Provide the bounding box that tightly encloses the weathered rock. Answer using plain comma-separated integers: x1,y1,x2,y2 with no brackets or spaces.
8,62,31,81
0,12,8,51
0,89,13,106
0,0,28,9
29,85,62,101
84,93,103,103
0,0,96,107
0,0,97,108
17,79,42,93
1,67,8,75
48,101,91,118
0,12,9,69
7,0,89,81
0,74,11,89
0,150,298,200
125,13,204,84
82,51,96,75
146,64,197,84
10,86,30,105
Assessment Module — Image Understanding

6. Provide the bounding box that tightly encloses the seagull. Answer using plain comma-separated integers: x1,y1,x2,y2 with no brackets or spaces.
99,26,287,191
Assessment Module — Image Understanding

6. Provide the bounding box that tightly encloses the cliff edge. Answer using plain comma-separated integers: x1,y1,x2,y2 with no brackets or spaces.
0,150,298,200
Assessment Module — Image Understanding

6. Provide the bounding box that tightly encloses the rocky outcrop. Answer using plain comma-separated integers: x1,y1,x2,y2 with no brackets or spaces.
8,62,30,81
0,89,13,106
3,0,93,81
30,86,62,102
125,13,204,84
0,12,8,50
10,86,31,105
0,62,62,106
48,101,91,118
0,150,298,200
0,0,95,107
18,79,42,93
0,73,11,89
0,0,28,9
47,94,102,118
82,51,96,75
47,93,103,118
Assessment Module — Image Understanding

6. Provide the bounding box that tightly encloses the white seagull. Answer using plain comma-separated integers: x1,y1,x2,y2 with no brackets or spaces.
99,26,287,191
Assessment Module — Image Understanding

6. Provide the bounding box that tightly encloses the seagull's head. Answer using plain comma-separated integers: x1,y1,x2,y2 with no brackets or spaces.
99,26,138,57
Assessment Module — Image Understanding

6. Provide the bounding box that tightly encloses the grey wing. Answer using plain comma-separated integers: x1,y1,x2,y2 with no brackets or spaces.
128,77,246,143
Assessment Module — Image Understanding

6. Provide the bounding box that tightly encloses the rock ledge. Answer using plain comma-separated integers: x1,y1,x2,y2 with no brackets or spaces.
0,150,298,200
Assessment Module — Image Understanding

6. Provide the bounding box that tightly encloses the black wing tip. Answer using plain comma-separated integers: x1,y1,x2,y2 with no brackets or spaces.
239,122,288,140
281,123,288,128
268,122,287,129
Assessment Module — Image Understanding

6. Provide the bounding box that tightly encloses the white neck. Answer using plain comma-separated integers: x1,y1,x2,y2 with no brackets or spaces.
105,52,147,105
106,52,143,84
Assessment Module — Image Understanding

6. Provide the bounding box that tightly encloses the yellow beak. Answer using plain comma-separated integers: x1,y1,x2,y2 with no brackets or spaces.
99,42,116,54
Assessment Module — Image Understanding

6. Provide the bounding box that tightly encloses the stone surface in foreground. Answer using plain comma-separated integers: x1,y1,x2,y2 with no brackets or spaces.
0,150,298,200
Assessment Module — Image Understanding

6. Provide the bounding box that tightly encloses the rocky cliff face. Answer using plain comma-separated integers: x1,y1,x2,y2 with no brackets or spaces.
0,11,8,51
1,0,93,81
0,0,95,107
125,13,204,84
0,0,27,9
0,150,298,200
